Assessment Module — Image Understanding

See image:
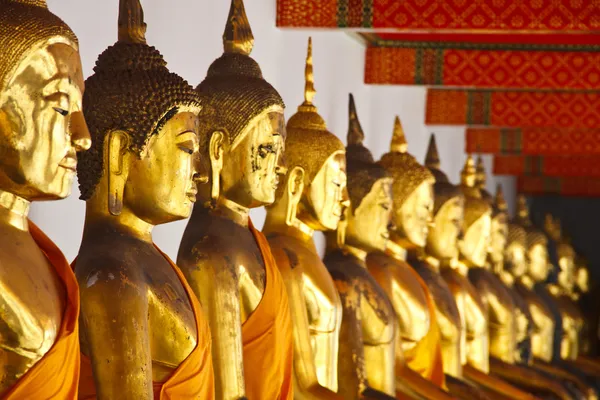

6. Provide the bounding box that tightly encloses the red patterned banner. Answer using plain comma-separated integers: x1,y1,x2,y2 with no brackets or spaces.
494,155,600,177
426,89,600,128
518,176,600,197
277,0,600,33
365,47,600,90
466,128,600,155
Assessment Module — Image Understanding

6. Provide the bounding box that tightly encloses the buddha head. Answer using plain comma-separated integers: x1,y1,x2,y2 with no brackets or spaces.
268,38,348,232
505,223,528,277
545,214,575,293
575,257,590,294
77,0,202,224
457,155,492,267
378,116,435,249
489,184,509,267
0,0,91,201
343,94,393,253
515,196,549,282
424,134,464,261
195,0,286,210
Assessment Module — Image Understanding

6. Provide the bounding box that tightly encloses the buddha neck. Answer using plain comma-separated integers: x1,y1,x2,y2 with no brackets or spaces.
344,244,368,263
386,239,408,262
0,188,30,231
263,215,315,246
519,274,535,290
454,258,470,276
83,204,154,244
421,252,442,273
206,197,250,228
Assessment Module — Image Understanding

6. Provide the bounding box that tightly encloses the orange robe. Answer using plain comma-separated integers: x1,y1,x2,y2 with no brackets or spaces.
244,221,294,400
76,247,214,399
404,269,446,389
2,221,80,400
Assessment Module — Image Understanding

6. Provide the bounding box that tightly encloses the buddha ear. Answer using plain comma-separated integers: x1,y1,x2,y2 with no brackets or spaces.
106,130,130,216
285,166,304,226
208,130,225,207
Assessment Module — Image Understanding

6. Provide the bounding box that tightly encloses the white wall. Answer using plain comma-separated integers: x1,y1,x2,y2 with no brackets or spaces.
36,0,515,261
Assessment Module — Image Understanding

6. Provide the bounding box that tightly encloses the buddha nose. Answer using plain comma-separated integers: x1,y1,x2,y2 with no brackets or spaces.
70,111,92,151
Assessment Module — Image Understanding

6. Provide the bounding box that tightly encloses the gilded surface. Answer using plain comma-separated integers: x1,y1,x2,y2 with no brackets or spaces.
0,0,90,394
420,135,464,379
323,95,396,400
73,0,206,398
263,38,345,399
177,0,287,398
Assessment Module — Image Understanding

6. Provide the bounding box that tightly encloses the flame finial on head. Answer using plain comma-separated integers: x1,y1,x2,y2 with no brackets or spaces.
223,0,254,56
302,37,316,107
118,0,147,44
476,155,486,189
495,184,508,213
347,93,365,146
390,116,408,153
516,194,530,224
425,134,441,169
461,155,477,188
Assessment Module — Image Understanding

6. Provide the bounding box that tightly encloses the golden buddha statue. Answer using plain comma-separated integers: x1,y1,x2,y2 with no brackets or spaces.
322,94,397,400
545,215,584,361
0,0,91,397
511,199,597,399
262,38,346,400
177,1,293,399
370,116,455,399
475,176,575,399
73,1,214,398
449,156,536,400
416,136,494,400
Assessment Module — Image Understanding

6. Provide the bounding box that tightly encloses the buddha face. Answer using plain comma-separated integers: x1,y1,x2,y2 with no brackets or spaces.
528,243,549,282
459,213,492,267
346,178,393,253
490,216,508,265
0,42,91,200
427,197,463,260
557,250,575,292
576,267,589,293
395,181,434,248
125,112,199,224
304,151,348,231
221,110,286,208
505,242,527,277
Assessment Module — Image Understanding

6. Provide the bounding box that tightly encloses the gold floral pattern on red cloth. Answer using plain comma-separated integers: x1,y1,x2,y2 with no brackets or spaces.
426,89,600,128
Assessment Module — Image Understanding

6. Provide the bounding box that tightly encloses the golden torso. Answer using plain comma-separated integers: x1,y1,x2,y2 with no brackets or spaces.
514,276,555,362
324,249,396,398
366,251,430,354
77,233,198,383
548,285,582,360
412,257,463,377
267,231,341,392
441,263,489,372
469,267,517,364
177,208,265,398
0,219,65,394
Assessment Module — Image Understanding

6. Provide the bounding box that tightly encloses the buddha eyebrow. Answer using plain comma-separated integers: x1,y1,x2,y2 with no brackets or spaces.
177,130,196,136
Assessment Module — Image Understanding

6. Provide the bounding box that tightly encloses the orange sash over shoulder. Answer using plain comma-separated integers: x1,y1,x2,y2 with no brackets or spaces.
244,221,293,400
2,221,80,400
76,248,214,400
404,269,446,389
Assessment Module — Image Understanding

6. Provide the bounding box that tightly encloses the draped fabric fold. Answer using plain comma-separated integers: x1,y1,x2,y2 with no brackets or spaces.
2,221,80,400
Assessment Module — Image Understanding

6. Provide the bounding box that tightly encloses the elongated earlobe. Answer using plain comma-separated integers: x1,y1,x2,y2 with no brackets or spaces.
107,130,129,216
285,166,304,226
209,131,225,208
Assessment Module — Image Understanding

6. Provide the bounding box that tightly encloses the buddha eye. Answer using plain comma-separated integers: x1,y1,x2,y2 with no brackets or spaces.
177,141,195,155
53,107,69,117
332,181,341,187
380,203,390,211
258,144,274,158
